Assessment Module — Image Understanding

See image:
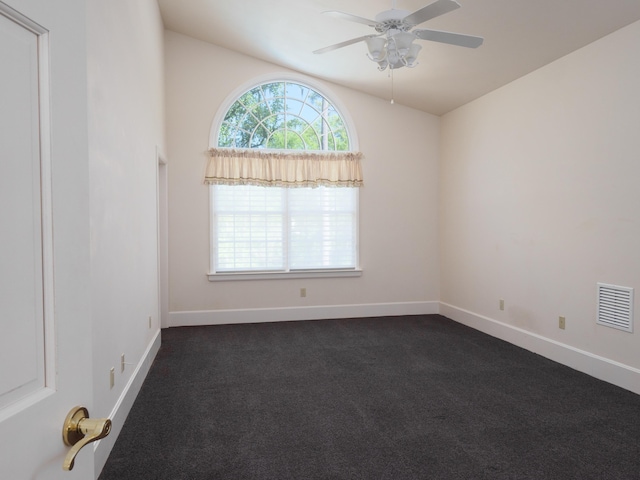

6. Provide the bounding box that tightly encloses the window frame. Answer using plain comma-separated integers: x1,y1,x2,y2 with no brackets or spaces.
207,74,362,281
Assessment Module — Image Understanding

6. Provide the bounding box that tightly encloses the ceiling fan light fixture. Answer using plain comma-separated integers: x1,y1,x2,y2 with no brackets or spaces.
403,43,422,67
365,36,387,61
371,32,420,71
386,48,403,69
391,31,416,56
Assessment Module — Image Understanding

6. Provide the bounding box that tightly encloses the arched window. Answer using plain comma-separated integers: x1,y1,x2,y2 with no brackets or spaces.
207,80,363,279
218,81,350,151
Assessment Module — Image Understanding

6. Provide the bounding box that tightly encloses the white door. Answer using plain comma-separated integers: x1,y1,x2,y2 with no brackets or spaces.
0,0,95,478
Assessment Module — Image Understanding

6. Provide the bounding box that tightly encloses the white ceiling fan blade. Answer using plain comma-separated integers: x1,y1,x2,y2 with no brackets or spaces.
403,0,461,27
323,11,379,28
414,28,484,48
313,35,377,55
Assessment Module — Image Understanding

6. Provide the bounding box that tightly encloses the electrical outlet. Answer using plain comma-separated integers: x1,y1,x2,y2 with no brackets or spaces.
109,367,115,389
559,316,566,330
300,288,307,298
499,299,505,311
121,354,125,372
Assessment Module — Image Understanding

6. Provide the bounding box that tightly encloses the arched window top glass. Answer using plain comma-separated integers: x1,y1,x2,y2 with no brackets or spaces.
217,81,350,151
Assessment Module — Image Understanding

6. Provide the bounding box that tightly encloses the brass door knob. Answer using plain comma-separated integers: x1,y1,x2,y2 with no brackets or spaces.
62,406,112,471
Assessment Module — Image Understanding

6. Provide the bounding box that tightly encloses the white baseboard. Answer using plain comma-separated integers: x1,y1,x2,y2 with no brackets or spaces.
440,302,640,396
168,301,439,327
94,329,161,477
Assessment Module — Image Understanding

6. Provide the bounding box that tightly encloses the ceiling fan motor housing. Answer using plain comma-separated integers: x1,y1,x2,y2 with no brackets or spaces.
374,9,412,33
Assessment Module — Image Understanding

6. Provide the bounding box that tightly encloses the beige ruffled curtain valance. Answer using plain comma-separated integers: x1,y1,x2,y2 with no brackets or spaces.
205,148,363,188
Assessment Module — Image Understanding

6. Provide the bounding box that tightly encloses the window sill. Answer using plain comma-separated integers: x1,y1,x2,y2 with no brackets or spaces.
207,269,363,282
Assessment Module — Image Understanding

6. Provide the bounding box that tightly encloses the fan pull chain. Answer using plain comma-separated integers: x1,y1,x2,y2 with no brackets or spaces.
390,68,395,104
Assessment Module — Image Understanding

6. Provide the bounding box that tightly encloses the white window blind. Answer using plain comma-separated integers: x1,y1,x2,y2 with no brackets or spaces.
214,185,285,272
213,185,357,273
289,187,356,270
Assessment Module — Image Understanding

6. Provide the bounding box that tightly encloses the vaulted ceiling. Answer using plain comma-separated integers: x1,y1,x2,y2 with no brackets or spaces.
157,0,640,115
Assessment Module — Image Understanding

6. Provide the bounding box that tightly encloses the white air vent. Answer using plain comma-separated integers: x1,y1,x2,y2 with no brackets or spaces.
597,283,634,333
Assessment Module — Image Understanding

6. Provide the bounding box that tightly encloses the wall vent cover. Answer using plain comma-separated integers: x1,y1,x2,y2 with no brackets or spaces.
597,283,634,333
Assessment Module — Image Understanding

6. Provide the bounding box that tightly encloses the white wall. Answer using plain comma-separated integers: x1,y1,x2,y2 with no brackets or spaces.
86,0,165,474
165,31,440,325
440,20,640,386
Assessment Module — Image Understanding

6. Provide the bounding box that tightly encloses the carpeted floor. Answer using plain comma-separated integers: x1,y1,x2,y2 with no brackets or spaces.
99,315,640,479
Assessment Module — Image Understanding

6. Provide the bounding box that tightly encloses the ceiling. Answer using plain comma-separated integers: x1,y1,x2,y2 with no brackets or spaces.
157,0,640,116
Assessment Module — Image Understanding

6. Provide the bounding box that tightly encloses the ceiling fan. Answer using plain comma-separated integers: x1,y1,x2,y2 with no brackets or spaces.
313,0,483,71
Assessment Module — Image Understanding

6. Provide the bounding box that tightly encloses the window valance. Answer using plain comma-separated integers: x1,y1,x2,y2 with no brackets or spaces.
205,148,363,188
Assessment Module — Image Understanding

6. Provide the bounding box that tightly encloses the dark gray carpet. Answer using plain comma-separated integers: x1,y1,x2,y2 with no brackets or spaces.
99,315,640,479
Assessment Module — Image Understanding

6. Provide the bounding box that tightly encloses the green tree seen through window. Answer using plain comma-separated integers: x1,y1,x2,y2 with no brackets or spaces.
218,82,349,151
